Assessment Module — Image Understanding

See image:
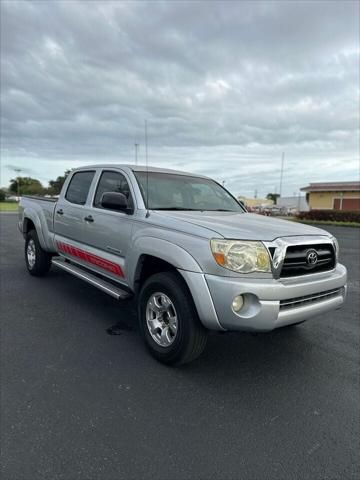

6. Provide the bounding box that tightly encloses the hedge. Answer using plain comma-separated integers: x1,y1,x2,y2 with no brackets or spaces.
297,210,360,223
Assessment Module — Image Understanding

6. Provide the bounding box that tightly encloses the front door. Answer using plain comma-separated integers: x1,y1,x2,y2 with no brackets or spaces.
80,169,135,285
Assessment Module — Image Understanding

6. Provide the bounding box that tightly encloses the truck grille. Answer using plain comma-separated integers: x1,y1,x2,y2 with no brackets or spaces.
280,243,335,278
279,288,342,310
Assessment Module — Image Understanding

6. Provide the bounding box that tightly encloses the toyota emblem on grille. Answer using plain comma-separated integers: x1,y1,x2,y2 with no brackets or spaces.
306,249,318,266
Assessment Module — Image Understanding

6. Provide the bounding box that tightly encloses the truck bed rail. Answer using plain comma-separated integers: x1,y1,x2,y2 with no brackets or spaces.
22,195,58,202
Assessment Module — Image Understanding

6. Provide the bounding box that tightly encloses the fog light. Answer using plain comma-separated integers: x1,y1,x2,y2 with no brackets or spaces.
232,295,244,313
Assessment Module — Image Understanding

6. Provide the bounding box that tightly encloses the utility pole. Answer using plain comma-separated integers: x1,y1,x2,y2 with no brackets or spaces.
134,143,139,165
279,152,285,197
254,189,258,199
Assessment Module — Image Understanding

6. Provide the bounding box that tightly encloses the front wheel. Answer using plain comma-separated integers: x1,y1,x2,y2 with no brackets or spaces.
25,230,52,276
138,272,207,366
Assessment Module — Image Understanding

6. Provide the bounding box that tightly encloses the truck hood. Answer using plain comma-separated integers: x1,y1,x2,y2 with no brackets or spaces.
154,211,330,241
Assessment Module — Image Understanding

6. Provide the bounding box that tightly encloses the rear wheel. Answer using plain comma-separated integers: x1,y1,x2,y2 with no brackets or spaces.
138,272,207,365
25,230,52,276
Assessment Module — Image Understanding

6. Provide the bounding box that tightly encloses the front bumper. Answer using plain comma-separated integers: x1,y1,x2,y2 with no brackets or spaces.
205,264,347,331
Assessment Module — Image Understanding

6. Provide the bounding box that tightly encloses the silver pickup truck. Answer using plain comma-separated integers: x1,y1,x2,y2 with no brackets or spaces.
19,165,347,365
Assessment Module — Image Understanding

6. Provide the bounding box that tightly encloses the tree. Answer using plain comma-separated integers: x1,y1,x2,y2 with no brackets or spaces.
266,193,280,205
9,177,45,196
47,170,71,196
0,189,6,202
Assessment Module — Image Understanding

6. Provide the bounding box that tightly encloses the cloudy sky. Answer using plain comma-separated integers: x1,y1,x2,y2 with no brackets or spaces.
1,0,359,197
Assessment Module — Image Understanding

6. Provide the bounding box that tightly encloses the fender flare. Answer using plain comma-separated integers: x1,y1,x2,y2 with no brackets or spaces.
127,236,202,288
22,208,48,250
128,237,222,330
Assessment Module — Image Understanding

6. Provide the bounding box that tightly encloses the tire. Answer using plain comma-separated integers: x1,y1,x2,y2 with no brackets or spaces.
138,271,208,366
25,230,52,276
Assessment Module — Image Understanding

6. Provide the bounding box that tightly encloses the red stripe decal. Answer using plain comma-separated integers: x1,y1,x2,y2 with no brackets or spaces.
56,241,124,277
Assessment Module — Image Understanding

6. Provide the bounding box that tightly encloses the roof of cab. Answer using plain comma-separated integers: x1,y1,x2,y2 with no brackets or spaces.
73,164,209,178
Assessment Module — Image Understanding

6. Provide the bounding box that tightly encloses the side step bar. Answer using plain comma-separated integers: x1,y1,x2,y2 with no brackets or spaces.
52,257,131,300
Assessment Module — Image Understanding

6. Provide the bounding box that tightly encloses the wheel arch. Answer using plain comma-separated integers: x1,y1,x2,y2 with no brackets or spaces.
22,208,53,251
23,217,36,235
133,254,179,294
129,237,202,294
129,238,222,331
22,210,47,248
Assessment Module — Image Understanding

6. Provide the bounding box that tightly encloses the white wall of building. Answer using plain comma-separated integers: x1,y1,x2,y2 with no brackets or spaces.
277,196,309,212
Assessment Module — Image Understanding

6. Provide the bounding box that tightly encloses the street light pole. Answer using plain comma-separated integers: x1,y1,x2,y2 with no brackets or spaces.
134,143,139,165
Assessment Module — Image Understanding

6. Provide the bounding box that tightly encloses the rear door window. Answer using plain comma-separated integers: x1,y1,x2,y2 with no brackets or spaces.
65,171,95,205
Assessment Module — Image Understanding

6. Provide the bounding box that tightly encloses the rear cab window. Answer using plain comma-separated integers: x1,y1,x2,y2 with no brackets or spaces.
65,171,95,205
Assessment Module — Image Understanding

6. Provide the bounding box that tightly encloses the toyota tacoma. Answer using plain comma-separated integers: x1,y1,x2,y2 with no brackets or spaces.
19,165,347,365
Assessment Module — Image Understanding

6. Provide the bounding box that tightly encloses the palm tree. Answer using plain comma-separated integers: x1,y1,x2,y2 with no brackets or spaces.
266,193,280,205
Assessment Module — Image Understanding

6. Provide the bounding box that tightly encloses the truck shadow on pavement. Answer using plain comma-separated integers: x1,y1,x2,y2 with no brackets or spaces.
47,267,320,386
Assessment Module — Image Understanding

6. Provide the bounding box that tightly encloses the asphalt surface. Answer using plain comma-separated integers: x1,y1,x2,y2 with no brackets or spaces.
1,213,359,480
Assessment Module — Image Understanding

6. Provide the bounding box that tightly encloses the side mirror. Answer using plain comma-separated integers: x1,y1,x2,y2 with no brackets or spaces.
100,192,131,212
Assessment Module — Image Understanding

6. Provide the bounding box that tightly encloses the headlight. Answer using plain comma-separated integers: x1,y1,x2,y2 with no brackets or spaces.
210,239,271,273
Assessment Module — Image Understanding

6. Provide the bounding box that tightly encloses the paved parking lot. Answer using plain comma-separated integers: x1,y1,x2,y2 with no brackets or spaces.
1,213,359,480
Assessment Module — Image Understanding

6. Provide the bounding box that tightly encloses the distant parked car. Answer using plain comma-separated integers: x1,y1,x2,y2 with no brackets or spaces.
269,206,283,216
287,207,299,216
252,206,271,216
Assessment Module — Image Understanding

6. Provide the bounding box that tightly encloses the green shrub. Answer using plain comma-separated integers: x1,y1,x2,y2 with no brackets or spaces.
297,210,360,223
0,189,5,202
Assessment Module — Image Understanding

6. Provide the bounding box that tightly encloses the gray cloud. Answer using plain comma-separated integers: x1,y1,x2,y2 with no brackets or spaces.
1,0,359,197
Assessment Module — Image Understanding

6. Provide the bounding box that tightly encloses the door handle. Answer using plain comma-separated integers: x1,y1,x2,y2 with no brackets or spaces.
57,209,64,215
84,215,94,223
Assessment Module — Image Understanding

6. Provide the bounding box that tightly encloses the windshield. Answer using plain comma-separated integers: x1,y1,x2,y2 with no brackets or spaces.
134,171,244,212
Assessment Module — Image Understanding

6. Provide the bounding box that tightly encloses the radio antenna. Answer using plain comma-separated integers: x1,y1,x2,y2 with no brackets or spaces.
145,119,150,218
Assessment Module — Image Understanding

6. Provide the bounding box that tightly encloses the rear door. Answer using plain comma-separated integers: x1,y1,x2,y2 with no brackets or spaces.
54,170,96,253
